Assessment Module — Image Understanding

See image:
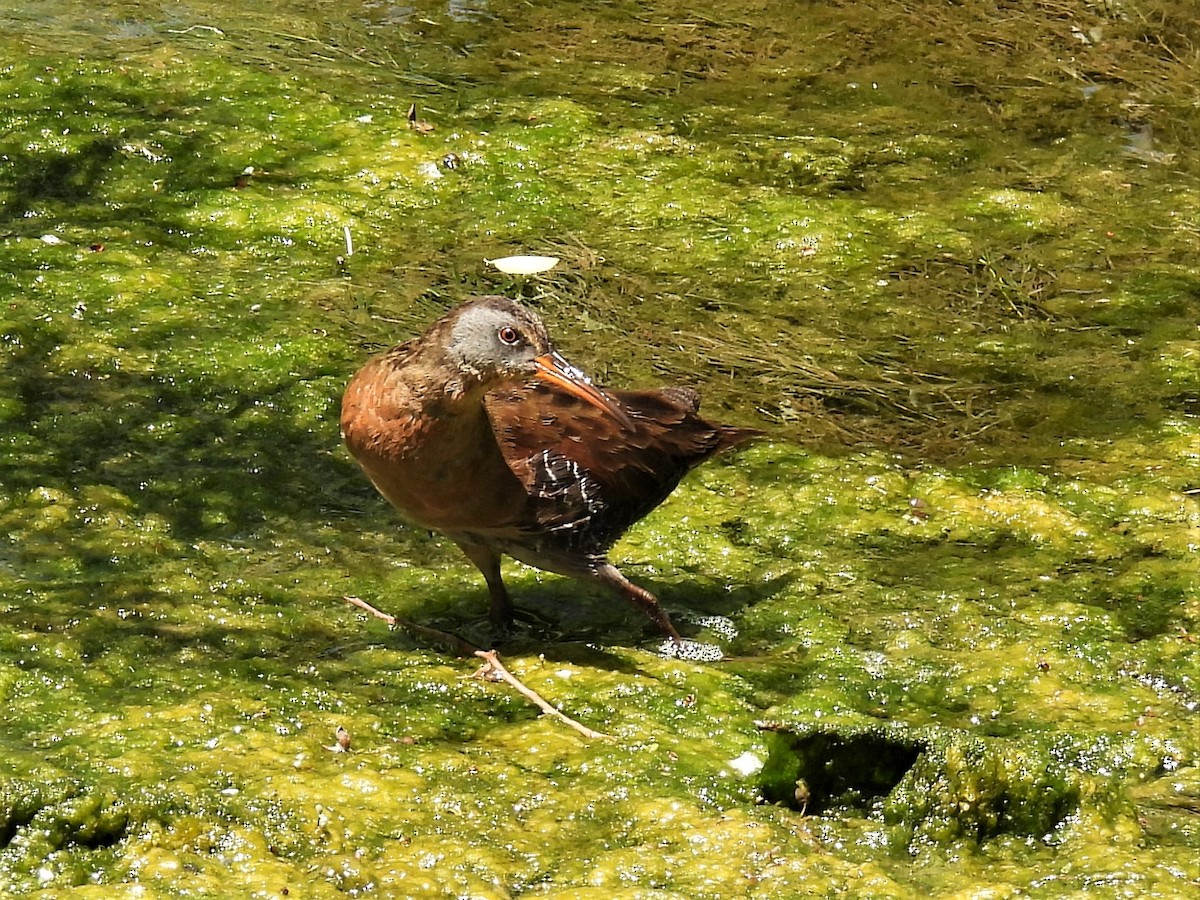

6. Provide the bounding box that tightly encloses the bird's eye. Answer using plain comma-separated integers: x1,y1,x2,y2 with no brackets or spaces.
497,326,521,346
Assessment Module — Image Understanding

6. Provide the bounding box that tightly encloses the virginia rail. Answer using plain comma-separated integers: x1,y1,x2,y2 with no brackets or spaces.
341,296,759,645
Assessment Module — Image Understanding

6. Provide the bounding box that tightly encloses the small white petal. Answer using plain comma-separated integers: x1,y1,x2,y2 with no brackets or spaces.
486,255,560,274
727,751,764,776
39,234,66,245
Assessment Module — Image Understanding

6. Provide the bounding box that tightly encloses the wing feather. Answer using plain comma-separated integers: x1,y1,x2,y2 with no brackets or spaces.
483,382,757,552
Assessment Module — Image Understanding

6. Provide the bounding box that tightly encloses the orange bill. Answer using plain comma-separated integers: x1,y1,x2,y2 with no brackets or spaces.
533,351,632,428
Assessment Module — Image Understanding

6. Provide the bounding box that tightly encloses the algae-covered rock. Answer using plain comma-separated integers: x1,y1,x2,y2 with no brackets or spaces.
758,720,1124,852
884,730,1088,847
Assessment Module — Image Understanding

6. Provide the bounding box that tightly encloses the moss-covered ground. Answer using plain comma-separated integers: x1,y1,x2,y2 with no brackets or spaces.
1,1,1198,896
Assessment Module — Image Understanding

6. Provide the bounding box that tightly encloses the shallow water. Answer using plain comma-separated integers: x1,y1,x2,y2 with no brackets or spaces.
1,1,1198,896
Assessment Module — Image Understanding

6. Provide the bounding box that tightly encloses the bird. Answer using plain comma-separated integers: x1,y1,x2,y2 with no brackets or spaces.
340,295,760,645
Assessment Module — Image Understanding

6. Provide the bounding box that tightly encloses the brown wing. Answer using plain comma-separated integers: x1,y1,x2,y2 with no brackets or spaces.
483,381,758,553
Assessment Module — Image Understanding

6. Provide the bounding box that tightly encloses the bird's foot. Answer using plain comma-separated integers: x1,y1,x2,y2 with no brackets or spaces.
487,606,564,648
652,610,737,661
655,637,725,662
672,611,738,642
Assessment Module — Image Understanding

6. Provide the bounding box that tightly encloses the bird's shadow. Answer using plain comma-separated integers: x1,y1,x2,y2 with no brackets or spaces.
387,570,796,672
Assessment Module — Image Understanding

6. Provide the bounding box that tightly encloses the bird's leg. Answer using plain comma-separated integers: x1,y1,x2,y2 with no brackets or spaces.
454,540,513,631
593,563,684,644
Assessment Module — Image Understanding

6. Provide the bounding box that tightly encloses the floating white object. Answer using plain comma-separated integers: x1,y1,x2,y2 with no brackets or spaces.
416,160,442,181
727,751,764,777
486,255,560,275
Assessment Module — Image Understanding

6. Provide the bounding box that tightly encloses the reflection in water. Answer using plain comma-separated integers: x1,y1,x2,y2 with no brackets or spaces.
448,0,489,21
363,0,490,25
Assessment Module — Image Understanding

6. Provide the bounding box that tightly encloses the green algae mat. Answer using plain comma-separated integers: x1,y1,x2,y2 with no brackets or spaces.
1,1,1198,896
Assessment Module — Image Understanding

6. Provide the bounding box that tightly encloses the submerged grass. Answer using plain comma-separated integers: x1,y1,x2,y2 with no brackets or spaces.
1,0,1198,896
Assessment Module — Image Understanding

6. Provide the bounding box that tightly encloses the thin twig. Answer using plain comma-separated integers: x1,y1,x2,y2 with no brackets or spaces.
343,594,479,656
473,650,610,741
341,596,609,740
344,593,397,624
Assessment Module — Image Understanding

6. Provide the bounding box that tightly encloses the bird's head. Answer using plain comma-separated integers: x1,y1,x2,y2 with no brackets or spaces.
440,296,624,421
